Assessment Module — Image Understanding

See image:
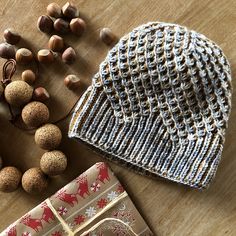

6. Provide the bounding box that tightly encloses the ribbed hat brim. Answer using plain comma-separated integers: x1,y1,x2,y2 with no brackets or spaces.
69,85,223,189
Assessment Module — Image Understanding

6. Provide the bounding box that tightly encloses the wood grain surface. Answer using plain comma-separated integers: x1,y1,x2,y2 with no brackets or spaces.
0,0,235,235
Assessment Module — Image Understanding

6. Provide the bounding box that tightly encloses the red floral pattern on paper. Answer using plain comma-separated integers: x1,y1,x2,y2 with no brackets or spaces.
2,163,152,236
112,224,127,236
96,163,110,183
20,214,43,232
22,232,31,236
7,225,17,236
57,206,68,216
90,181,101,192
76,174,90,198
117,184,124,193
51,231,62,236
55,189,78,207
41,202,55,223
74,215,85,225
97,198,108,209
113,211,135,223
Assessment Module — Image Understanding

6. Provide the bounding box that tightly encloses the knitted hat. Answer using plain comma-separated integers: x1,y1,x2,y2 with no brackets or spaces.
69,22,232,189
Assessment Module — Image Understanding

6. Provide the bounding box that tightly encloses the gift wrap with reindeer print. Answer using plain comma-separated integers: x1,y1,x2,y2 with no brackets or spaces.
1,163,153,236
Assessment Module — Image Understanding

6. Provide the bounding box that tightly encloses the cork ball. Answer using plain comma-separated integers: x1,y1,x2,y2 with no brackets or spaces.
22,101,49,128
0,166,22,192
22,168,48,194
4,81,33,107
40,150,67,176
35,124,62,150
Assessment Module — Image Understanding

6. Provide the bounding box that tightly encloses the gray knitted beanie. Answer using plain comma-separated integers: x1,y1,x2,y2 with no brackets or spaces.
69,22,232,189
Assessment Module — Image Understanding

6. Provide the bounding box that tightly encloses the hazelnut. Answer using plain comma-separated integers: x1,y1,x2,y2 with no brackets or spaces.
22,101,50,128
37,49,54,63
15,48,33,64
4,80,33,107
46,2,62,18
3,28,21,45
0,166,22,192
54,18,70,34
70,18,86,36
21,70,36,84
37,15,54,34
48,35,64,52
35,124,62,150
64,74,80,90
62,2,79,19
22,168,48,194
40,150,67,176
62,47,76,64
100,28,117,45
0,42,15,59
33,87,50,102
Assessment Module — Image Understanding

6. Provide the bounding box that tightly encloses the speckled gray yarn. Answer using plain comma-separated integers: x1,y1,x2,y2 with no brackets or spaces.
69,22,232,189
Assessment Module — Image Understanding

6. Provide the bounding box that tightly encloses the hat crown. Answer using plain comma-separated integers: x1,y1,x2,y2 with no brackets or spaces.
69,22,232,189
94,22,232,142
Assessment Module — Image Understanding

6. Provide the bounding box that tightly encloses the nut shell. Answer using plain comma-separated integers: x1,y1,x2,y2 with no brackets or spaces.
22,101,50,128
48,35,64,52
4,80,33,107
100,28,117,45
37,15,54,34
70,18,86,36
62,47,76,64
0,42,15,59
37,49,54,63
3,28,21,45
33,87,50,102
40,150,67,176
62,2,79,18
64,74,80,90
15,48,33,64
21,70,36,84
46,3,62,18
54,18,70,34
35,124,62,150
22,168,48,194
0,166,22,192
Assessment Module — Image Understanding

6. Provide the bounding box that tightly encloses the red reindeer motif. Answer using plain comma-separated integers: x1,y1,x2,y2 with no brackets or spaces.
55,189,78,207
96,163,110,183
41,202,55,223
7,225,16,236
20,214,43,232
76,174,90,198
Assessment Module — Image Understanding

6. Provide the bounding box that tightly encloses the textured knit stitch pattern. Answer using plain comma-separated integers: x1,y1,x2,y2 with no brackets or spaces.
69,22,232,189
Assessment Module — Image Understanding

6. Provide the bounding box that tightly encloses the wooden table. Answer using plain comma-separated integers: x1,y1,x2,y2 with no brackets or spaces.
0,0,235,235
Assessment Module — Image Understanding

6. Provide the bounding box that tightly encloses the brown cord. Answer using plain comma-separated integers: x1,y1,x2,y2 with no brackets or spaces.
2,59,16,86
1,59,80,131
53,101,78,125
1,59,17,122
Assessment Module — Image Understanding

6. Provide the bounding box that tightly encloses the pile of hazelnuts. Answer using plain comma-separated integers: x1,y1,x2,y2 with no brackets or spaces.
37,2,86,65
